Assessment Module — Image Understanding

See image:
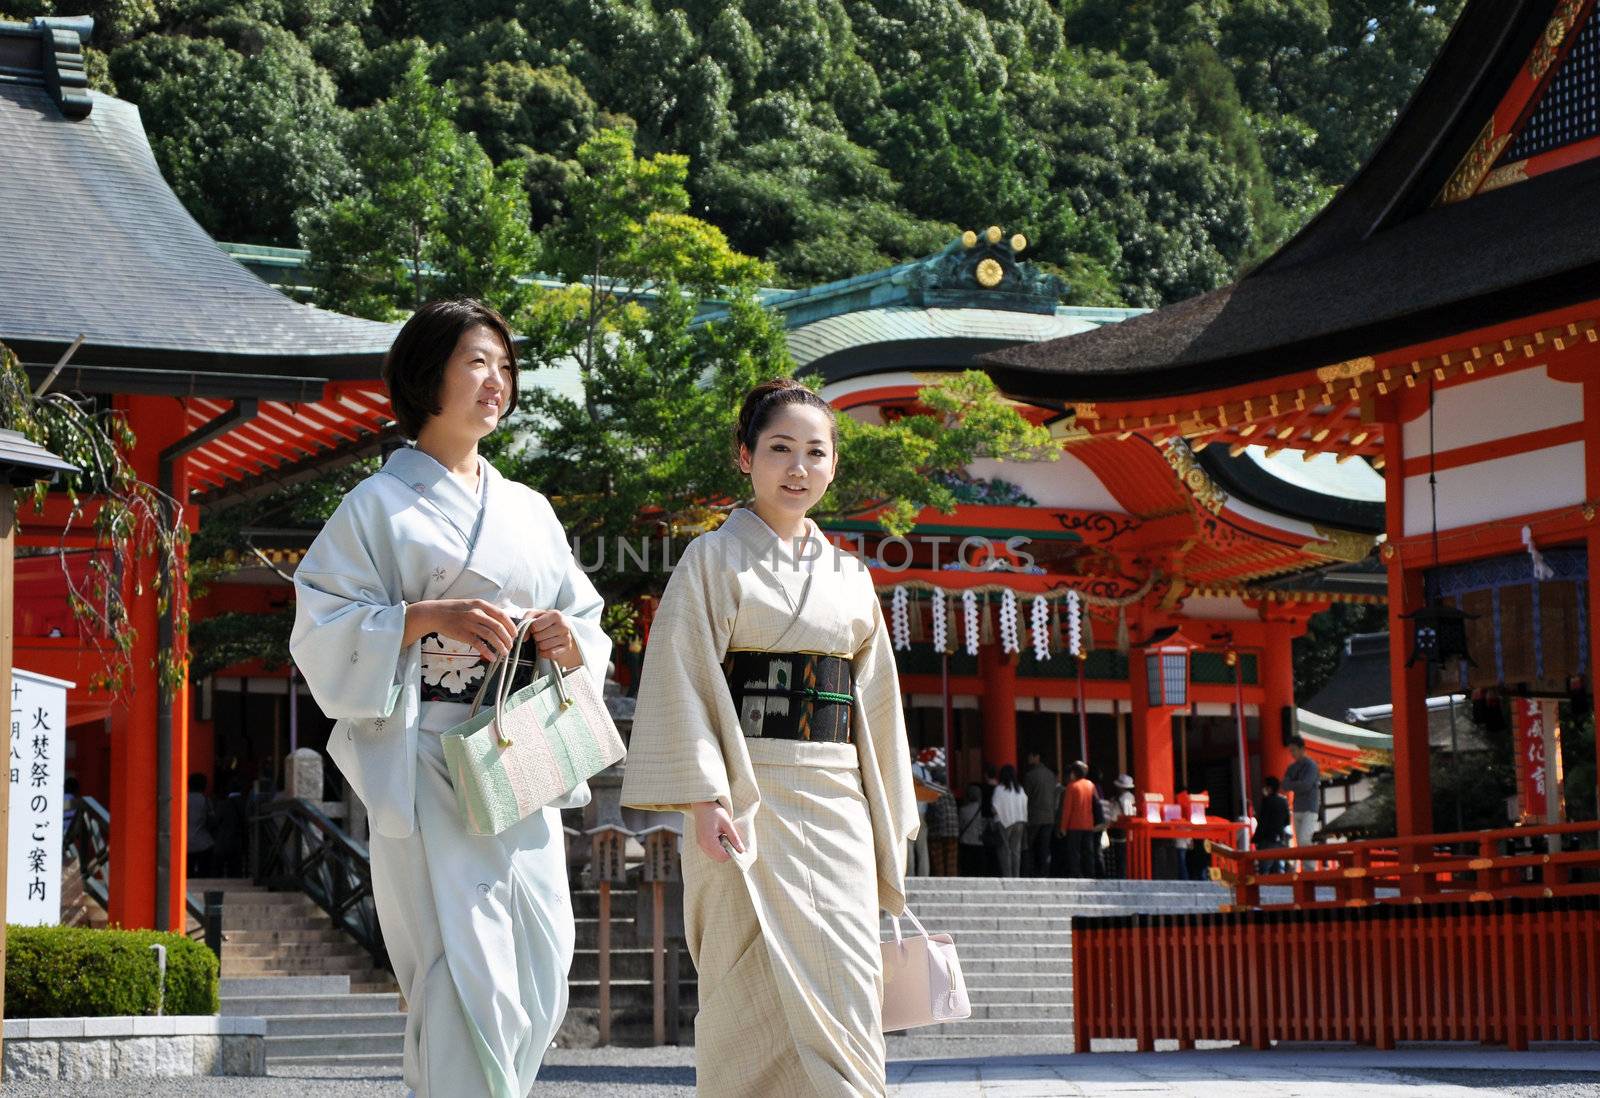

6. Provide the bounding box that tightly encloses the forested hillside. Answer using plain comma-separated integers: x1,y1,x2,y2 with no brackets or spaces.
13,1,1462,306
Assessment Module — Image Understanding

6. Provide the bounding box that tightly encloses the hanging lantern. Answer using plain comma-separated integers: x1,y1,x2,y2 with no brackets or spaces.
1402,601,1474,667
1140,627,1198,708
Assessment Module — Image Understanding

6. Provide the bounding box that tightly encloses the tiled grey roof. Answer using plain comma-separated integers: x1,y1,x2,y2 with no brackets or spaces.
786,307,1110,369
0,428,75,482
0,84,398,379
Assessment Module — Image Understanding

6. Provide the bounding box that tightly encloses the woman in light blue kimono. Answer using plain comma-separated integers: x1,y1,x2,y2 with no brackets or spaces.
290,299,611,1098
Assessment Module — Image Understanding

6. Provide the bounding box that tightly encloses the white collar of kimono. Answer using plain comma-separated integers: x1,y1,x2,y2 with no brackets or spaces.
723,506,826,569
381,445,494,548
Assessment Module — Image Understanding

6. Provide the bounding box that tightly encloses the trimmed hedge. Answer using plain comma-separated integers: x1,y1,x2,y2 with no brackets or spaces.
6,925,219,1018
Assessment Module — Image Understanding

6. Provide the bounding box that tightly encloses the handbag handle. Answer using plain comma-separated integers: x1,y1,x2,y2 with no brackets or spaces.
466,617,576,747
886,904,930,948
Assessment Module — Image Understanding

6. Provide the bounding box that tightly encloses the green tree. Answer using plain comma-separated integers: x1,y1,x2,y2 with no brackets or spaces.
296,54,538,319
108,17,349,245
511,130,1059,618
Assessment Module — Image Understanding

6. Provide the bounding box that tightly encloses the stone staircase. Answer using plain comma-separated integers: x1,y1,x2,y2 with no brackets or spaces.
881,877,1238,1044
565,885,697,1046
220,975,406,1071
195,879,405,1071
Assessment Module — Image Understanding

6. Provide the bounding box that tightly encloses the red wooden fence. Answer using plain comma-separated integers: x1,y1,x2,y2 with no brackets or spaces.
1207,820,1600,909
1071,896,1600,1052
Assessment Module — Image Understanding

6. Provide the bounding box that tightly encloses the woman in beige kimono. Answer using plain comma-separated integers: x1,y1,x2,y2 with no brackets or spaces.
621,378,918,1097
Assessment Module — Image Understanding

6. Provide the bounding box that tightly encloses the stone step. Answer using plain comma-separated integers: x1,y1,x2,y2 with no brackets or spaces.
570,950,700,982
222,928,351,943
222,975,352,997
968,1001,1072,1020
267,1012,408,1038
960,987,1071,1005
953,943,1071,959
266,1032,405,1059
960,959,1071,975
960,975,1071,994
912,1018,1070,1037
222,993,403,1017
270,1052,405,1069
220,960,382,979
569,979,698,1011
223,941,378,960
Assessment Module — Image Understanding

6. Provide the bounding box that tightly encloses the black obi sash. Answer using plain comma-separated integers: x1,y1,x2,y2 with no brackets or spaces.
722,650,855,744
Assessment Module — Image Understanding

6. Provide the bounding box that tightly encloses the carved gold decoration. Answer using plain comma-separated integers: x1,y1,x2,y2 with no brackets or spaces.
1532,0,1585,79
1479,158,1529,194
1072,402,1099,420
1162,439,1227,514
1585,502,1596,522
975,257,1004,288
984,225,1002,244
1440,119,1512,204
1315,356,1376,384
1380,542,1397,562
1010,233,1028,253
1304,526,1377,563
961,229,978,248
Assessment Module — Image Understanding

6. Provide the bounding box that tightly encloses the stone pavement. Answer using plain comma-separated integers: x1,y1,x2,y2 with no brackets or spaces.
6,1045,1600,1096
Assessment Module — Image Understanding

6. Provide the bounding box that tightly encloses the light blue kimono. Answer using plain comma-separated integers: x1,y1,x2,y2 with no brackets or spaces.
290,446,611,1098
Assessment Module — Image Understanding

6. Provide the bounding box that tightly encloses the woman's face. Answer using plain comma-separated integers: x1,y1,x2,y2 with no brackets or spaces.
739,403,837,521
428,324,514,442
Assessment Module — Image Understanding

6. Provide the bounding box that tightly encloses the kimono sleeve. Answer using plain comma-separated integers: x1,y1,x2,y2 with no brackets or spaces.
290,492,408,721
852,588,919,915
619,536,740,814
535,494,612,685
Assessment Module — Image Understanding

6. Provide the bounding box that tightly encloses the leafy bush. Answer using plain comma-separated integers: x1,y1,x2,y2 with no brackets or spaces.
6,925,219,1018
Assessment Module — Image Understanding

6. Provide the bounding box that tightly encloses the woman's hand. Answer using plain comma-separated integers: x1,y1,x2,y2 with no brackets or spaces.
692,801,744,862
403,599,517,661
524,609,583,670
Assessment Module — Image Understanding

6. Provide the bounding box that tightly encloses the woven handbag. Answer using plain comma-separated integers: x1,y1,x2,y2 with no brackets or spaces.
880,905,971,1031
440,617,624,836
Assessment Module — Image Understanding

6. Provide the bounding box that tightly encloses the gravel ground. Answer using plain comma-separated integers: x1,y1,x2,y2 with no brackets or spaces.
1397,1069,1600,1096
10,1047,1600,1096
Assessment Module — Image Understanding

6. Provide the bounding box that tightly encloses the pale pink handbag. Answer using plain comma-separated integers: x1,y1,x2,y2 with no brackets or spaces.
880,906,971,1031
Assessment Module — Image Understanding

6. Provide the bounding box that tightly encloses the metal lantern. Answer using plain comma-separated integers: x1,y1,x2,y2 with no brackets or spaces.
1145,643,1192,708
1403,601,1474,668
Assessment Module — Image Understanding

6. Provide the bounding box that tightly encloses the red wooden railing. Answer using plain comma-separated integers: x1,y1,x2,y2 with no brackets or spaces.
1206,820,1600,909
1072,896,1600,1051
1118,817,1249,880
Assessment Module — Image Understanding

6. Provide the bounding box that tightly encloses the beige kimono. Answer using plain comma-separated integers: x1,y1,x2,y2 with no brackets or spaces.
620,508,917,1097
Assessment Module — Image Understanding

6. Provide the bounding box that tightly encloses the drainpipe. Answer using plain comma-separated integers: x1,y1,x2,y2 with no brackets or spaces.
154,399,257,928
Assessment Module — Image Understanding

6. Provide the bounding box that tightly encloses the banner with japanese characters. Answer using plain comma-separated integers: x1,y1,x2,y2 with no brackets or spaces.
1512,696,1565,825
8,669,70,925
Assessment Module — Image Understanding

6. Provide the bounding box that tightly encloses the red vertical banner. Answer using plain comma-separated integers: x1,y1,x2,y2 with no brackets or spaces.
1513,699,1566,823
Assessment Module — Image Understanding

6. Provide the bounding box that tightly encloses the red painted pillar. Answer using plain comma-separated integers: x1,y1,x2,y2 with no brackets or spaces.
1129,648,1176,800
108,396,191,930
1389,565,1432,837
978,630,1017,771
1584,379,1600,817
1260,621,1296,789
1383,413,1432,841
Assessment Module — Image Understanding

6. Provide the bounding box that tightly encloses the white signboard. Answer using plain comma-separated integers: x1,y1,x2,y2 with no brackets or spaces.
9,669,70,925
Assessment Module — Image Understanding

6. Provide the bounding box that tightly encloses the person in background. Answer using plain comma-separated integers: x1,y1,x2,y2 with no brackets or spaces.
1022,751,1058,876
926,772,961,877
186,773,215,877
1282,736,1322,868
991,764,1029,878
1105,774,1136,879
1059,761,1098,878
958,782,988,877
907,749,932,877
1256,776,1291,874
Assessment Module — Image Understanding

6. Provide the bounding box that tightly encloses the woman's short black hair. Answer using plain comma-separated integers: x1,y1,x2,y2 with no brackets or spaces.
383,299,518,439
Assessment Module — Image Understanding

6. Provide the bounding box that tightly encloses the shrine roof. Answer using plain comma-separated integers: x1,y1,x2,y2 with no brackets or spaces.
983,0,1600,402
0,20,397,398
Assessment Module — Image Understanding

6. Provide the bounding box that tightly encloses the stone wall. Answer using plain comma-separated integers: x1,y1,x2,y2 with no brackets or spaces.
3,1015,267,1081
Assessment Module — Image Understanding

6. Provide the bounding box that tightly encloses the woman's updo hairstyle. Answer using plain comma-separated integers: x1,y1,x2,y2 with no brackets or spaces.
733,377,837,468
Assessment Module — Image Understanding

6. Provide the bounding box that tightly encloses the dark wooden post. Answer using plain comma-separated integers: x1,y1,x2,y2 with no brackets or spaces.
588,824,630,1046
638,825,681,1046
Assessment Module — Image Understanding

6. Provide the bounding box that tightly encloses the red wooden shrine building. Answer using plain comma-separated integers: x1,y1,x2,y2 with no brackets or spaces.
0,15,399,929
987,0,1600,842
